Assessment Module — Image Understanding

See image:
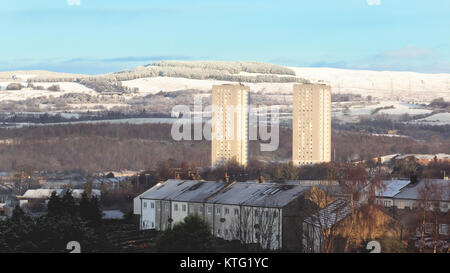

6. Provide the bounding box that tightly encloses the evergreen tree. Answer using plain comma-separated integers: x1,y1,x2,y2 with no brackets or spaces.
61,189,77,217
47,191,64,217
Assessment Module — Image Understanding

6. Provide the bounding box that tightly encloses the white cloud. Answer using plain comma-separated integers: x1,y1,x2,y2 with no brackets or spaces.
366,0,381,6
66,0,81,6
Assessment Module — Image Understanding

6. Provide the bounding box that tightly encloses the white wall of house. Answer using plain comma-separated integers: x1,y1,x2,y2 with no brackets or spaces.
249,207,282,250
141,199,156,230
220,204,241,241
133,196,141,215
137,199,284,250
172,201,189,225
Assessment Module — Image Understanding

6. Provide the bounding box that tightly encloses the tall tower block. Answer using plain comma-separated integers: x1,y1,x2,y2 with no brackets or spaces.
292,84,331,165
211,84,250,167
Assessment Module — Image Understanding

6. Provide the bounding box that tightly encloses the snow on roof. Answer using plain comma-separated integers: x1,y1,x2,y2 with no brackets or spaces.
394,154,450,161
21,189,65,199
242,184,310,208
376,180,411,198
394,179,450,201
304,199,352,228
208,182,270,205
0,184,14,192
169,181,229,203
140,179,202,200
71,189,101,199
20,189,101,199
141,180,312,208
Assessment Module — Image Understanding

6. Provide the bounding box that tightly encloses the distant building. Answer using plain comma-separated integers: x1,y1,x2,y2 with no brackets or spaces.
292,84,331,165
211,84,250,167
17,189,101,211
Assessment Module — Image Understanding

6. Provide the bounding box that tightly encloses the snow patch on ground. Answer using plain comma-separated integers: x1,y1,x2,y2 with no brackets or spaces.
0,82,96,102
409,112,450,125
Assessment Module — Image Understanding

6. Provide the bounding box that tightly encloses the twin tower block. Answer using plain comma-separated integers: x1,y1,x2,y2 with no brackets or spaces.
211,83,331,168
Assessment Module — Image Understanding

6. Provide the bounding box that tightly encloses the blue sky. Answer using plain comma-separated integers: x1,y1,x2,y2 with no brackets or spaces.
1,0,449,74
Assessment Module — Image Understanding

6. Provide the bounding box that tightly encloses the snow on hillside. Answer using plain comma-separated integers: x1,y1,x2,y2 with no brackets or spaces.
122,77,297,95
0,82,96,102
122,67,449,102
409,112,450,125
290,67,450,102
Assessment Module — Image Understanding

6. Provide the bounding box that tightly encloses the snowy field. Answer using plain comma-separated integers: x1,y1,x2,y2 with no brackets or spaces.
331,100,436,123
409,112,450,125
290,67,450,102
0,81,96,102
122,77,297,95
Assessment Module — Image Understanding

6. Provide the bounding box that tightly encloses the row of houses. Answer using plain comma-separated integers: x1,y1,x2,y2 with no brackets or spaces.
375,179,449,212
375,153,450,165
134,179,322,250
134,178,449,251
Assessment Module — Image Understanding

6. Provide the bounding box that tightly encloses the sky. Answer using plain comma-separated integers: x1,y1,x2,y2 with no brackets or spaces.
1,0,449,74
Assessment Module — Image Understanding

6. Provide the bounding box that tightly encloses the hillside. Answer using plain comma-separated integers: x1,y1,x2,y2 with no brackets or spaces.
0,61,448,100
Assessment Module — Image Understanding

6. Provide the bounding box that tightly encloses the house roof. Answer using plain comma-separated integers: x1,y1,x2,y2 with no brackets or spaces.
141,180,311,208
304,199,352,228
241,184,309,207
393,179,450,201
376,180,411,198
20,189,65,199
140,179,206,200
71,189,101,199
169,181,230,203
18,189,101,199
208,182,271,205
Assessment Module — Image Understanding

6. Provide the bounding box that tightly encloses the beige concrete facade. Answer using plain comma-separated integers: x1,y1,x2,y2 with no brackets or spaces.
292,84,331,165
211,84,250,167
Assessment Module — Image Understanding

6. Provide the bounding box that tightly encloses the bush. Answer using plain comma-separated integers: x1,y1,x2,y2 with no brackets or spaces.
47,85,61,91
156,214,215,253
6,83,24,90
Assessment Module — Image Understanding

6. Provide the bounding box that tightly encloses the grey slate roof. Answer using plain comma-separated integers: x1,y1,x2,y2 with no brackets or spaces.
376,180,411,198
208,182,271,205
304,199,351,228
393,179,449,201
140,179,311,208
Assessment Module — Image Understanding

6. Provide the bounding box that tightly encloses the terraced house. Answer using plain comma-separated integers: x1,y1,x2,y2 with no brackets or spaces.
137,179,314,250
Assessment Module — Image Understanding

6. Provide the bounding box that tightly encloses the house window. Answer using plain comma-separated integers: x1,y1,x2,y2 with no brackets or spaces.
151,222,154,228
143,202,147,208
225,207,230,215
255,210,259,217
151,202,154,209
383,200,391,207
207,207,212,214
217,229,221,236
156,203,160,210
234,209,239,216
439,224,448,235
182,204,186,212
198,206,203,213
216,207,221,215
174,204,178,211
